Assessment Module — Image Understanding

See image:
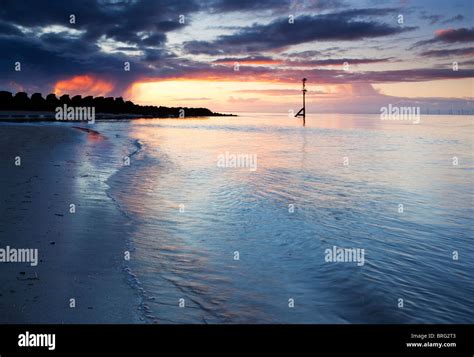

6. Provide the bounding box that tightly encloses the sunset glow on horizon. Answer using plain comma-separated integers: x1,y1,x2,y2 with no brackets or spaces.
126,77,473,113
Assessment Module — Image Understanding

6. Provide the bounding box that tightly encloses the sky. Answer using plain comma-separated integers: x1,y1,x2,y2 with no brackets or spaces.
0,0,473,113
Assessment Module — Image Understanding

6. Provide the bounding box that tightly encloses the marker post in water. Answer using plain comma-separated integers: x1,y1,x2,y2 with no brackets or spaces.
294,78,307,126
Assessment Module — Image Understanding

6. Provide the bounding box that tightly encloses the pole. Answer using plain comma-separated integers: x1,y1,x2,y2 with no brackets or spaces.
302,79,306,126
295,78,307,126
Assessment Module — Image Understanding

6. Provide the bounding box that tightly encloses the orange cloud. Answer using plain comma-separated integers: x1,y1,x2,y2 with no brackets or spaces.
54,75,114,97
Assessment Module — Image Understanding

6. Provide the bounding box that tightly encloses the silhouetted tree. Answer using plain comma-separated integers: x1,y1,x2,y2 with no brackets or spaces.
13,92,30,110
83,96,94,107
93,96,105,112
59,94,71,106
114,97,125,113
71,95,83,106
0,91,230,118
0,91,13,110
103,97,115,113
46,93,60,110
31,93,47,110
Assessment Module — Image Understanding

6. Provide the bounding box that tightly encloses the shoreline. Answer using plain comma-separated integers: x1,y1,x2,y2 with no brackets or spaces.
0,124,142,323
0,111,237,122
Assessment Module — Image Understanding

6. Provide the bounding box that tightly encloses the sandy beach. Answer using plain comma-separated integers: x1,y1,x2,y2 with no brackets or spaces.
0,125,140,323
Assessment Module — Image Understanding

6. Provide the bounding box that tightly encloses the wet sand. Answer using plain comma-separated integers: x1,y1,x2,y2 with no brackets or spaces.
0,125,140,323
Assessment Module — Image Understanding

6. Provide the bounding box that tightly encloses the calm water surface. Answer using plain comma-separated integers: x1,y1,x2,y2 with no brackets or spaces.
78,113,474,323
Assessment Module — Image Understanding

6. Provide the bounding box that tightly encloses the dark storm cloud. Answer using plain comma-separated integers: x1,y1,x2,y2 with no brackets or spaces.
0,34,147,94
143,48,177,62
0,0,199,43
184,10,416,54
0,0,202,68
0,0,203,94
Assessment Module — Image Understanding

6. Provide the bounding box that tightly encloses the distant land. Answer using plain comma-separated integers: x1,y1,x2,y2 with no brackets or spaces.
0,91,235,121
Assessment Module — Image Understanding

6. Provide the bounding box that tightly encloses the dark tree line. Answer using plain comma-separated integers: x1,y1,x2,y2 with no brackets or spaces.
0,91,230,117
